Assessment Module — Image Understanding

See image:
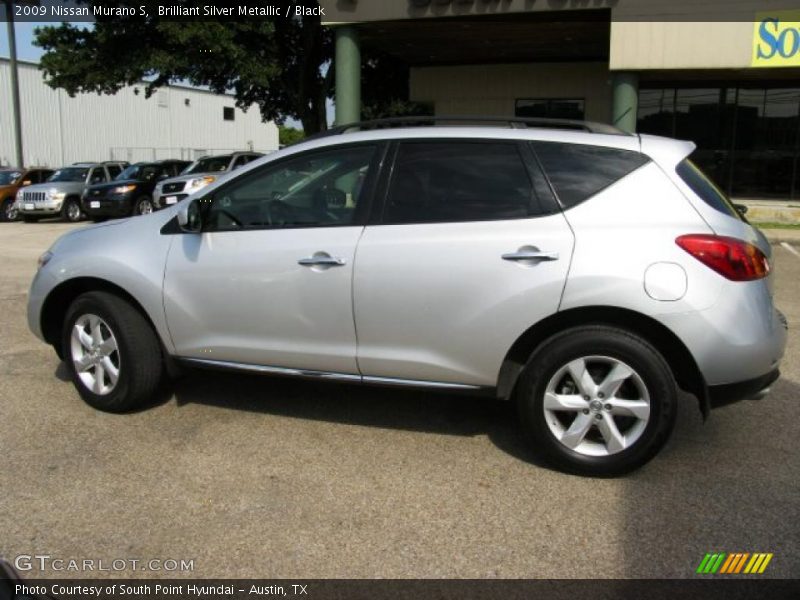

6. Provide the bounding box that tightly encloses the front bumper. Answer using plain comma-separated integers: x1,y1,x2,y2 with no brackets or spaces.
154,192,188,209
18,199,63,215
82,194,134,217
708,368,781,409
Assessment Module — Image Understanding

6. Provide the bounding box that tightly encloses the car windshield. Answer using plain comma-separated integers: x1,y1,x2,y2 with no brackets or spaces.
0,171,22,185
183,156,232,174
117,164,144,180
47,167,89,182
117,164,162,181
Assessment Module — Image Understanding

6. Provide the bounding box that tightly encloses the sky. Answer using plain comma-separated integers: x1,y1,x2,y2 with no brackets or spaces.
0,21,328,129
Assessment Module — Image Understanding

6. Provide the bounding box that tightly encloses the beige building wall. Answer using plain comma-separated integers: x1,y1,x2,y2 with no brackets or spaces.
410,63,612,122
610,21,755,70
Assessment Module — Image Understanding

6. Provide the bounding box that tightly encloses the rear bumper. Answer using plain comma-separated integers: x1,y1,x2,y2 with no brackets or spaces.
708,368,780,409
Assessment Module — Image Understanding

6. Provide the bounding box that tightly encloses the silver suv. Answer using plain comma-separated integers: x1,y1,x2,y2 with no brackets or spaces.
27,118,787,475
152,152,263,209
17,162,127,223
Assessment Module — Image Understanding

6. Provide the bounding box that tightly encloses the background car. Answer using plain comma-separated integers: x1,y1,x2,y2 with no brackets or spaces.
152,152,263,209
17,161,127,223
0,167,54,222
81,160,191,220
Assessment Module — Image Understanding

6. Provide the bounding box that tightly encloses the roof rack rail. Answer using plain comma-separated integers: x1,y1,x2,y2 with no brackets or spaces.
305,115,627,142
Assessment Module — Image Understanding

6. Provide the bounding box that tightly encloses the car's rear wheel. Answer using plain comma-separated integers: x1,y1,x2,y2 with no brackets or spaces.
1,198,18,222
517,325,677,476
62,291,164,412
133,196,154,216
61,198,83,222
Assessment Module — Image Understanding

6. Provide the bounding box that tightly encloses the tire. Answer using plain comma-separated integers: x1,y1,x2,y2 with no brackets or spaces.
62,291,164,412
61,197,83,222
22,215,41,223
1,198,18,222
516,325,677,476
133,196,154,216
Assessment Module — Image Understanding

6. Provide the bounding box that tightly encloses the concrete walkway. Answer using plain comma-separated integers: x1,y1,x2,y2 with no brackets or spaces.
762,227,800,245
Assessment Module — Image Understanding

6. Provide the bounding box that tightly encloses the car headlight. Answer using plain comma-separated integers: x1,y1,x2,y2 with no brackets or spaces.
37,251,53,270
112,184,137,194
48,188,65,201
187,176,216,192
16,189,23,201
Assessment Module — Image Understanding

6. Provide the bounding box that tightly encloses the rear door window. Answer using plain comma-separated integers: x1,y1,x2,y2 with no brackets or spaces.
532,141,650,208
383,141,543,225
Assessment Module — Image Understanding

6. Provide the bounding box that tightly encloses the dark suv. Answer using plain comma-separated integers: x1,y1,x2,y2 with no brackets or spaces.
82,160,191,219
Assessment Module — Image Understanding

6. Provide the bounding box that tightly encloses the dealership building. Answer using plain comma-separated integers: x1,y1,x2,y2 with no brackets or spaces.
321,0,800,200
0,58,279,169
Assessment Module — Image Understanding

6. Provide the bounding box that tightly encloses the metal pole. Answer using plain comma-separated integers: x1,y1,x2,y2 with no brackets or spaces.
6,0,25,166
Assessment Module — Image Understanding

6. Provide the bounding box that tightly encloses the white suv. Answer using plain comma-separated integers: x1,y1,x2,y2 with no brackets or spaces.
27,118,787,475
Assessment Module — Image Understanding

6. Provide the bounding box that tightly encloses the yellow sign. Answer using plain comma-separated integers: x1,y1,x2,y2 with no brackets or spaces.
752,10,800,67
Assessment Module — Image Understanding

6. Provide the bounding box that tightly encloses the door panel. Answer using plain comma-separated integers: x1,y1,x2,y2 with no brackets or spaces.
163,143,380,374
353,216,574,386
164,227,362,373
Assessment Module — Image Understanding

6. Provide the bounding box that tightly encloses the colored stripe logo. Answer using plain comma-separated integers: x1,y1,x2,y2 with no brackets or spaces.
696,552,773,574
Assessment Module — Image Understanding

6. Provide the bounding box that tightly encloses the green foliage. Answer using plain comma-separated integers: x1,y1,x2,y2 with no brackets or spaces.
278,125,305,147
34,3,332,133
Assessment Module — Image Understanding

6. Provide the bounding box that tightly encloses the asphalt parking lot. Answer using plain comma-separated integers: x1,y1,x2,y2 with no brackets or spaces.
1,221,798,579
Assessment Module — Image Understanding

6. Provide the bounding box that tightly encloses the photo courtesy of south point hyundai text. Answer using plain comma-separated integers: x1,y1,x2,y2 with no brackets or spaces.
1,1,799,599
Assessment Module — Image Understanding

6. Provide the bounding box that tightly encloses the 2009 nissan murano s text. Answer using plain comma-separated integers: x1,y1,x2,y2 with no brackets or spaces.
27,118,788,475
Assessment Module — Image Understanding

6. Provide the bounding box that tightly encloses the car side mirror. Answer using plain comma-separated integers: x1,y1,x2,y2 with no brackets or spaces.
734,203,748,217
177,198,203,233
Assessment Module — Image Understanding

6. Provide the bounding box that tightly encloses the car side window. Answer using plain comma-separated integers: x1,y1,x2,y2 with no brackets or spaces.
206,144,377,232
382,141,537,225
89,167,108,184
531,141,650,209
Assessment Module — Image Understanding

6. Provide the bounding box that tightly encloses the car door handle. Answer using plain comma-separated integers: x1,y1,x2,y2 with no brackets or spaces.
502,251,559,262
298,255,346,267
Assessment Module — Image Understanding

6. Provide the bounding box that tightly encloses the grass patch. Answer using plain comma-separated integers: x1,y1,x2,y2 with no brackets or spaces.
753,221,800,230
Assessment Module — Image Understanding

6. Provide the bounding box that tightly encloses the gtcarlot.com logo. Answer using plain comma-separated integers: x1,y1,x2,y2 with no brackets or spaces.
696,552,773,575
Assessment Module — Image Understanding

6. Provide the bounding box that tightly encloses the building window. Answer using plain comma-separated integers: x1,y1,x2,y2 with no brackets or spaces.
638,85,800,199
223,107,235,121
515,98,585,120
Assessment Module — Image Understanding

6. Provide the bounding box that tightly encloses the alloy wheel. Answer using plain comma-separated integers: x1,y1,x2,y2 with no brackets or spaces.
66,201,82,222
70,314,121,395
137,199,153,215
542,355,651,457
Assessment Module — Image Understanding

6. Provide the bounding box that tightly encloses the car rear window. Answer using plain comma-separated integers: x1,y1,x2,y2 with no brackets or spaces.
532,141,650,208
676,159,741,220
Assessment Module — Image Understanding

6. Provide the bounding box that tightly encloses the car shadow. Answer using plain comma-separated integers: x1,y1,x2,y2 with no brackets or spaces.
171,367,557,470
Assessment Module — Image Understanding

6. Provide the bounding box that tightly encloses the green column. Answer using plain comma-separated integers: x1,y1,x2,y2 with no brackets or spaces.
335,26,361,126
611,72,639,133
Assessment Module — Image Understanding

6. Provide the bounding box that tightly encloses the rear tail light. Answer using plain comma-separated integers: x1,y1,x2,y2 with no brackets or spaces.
676,234,770,281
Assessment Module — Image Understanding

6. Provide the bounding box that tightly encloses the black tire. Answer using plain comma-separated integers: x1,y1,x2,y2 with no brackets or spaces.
516,325,677,476
133,196,154,216
22,215,41,223
62,291,164,412
1,198,18,222
61,197,83,222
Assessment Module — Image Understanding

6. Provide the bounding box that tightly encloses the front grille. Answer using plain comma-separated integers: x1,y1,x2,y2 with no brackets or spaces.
22,191,47,203
162,182,185,194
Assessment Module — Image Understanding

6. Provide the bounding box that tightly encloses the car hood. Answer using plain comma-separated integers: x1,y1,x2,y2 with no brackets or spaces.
24,181,85,193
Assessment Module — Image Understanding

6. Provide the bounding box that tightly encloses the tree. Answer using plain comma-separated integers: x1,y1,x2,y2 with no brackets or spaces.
34,3,333,134
278,125,305,147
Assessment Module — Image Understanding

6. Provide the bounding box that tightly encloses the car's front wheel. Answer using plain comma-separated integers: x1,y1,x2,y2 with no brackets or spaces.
1,198,19,222
62,291,165,412
133,196,154,216
517,325,677,476
61,198,83,222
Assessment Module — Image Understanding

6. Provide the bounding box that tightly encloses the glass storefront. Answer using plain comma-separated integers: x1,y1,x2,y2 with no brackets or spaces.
638,85,800,199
